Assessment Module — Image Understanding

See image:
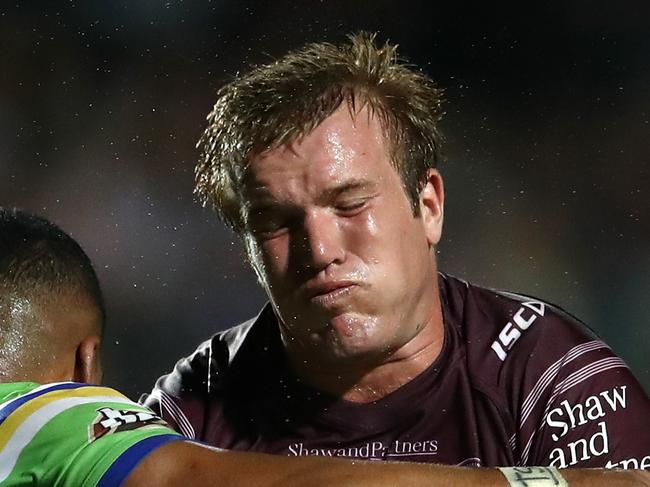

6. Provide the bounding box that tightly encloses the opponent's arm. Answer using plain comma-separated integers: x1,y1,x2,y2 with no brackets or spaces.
125,440,650,487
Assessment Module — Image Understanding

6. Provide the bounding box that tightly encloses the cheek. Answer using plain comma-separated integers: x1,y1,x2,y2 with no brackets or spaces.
362,210,380,236
355,210,429,288
258,237,290,277
345,210,383,252
349,207,410,261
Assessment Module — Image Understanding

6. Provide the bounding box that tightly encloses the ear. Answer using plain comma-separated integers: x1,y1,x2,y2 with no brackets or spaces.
74,335,102,384
418,168,445,246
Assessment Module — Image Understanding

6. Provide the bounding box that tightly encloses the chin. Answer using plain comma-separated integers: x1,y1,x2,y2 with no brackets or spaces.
301,313,395,361
317,334,390,365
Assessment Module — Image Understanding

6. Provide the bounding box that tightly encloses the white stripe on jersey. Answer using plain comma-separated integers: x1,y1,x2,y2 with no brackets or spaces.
0,382,76,411
0,395,134,482
554,357,627,396
519,340,608,431
518,356,628,465
148,389,196,439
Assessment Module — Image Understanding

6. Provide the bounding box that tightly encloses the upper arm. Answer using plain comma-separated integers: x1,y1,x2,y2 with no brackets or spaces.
504,309,650,468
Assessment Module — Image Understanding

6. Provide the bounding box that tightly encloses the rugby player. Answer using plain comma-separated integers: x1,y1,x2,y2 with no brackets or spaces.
8,209,645,486
143,33,650,484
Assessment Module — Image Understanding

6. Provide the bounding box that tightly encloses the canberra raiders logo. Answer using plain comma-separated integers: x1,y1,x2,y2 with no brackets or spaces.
89,407,167,441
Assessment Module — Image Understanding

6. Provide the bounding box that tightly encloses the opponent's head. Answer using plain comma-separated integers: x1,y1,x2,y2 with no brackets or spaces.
0,208,104,384
195,33,446,367
196,31,444,233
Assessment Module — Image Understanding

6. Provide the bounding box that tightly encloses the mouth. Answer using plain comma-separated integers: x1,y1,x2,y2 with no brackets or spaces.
306,281,358,307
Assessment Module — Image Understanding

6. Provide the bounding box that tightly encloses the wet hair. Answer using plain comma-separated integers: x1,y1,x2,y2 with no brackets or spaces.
196,31,445,233
0,208,105,331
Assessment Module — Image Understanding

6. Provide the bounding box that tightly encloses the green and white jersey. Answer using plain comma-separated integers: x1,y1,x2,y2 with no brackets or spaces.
0,381,182,486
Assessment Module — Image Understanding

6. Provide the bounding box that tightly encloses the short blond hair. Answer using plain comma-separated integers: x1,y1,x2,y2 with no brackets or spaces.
196,32,445,232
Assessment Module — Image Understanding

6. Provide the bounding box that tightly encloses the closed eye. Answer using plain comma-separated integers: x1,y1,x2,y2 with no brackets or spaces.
335,198,369,215
250,222,289,239
247,205,298,240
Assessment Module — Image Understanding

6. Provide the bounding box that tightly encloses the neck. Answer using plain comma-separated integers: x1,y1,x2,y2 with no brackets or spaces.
285,301,445,403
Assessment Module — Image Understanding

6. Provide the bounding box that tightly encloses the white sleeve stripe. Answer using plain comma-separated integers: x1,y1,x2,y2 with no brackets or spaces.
0,395,134,483
554,357,627,396
520,357,627,464
508,434,517,455
518,357,628,465
519,340,607,426
0,382,77,411
150,389,195,439
160,393,195,439
519,340,608,430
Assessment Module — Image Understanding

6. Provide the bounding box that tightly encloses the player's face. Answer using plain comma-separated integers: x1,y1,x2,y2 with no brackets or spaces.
243,105,444,363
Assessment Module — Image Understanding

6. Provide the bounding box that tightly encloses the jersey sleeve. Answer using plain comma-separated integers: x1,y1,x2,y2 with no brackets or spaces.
498,300,650,469
140,312,274,448
140,338,214,441
0,382,183,486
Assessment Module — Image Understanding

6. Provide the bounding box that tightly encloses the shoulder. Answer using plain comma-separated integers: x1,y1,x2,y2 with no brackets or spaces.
141,305,278,436
439,274,623,407
0,382,180,485
0,382,173,439
148,305,274,395
441,274,601,375
478,286,598,366
441,277,650,465
0,382,135,423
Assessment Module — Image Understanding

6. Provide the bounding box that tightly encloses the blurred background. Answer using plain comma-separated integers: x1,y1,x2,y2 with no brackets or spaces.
1,1,648,398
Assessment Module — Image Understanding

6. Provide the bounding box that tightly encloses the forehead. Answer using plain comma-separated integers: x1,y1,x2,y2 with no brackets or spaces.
244,106,393,197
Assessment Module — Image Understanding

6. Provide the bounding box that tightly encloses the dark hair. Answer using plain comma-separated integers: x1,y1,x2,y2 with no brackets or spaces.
196,32,445,233
0,208,105,327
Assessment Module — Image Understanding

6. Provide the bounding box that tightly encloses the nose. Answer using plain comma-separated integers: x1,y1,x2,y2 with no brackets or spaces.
294,209,345,273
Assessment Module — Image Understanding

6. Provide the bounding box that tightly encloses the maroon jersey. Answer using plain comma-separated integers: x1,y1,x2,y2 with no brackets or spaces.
142,274,650,469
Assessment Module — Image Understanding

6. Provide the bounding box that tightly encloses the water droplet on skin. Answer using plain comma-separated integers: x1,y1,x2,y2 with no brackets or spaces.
0,297,36,375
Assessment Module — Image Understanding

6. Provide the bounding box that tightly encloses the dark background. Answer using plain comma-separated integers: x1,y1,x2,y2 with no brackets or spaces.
1,1,648,398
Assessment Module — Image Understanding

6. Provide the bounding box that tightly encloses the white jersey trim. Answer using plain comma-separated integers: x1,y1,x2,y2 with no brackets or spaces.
0,394,134,482
518,356,628,465
148,389,196,439
519,340,608,431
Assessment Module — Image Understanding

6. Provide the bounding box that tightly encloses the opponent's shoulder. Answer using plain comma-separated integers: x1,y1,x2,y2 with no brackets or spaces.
0,381,131,413
0,382,157,430
0,381,41,403
0,381,180,486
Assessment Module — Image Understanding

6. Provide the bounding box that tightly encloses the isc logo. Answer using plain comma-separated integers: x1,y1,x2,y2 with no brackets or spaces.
490,301,545,361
